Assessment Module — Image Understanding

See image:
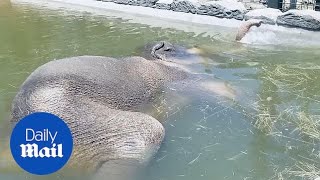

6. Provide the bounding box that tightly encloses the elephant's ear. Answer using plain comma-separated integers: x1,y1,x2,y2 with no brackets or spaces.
151,41,165,60
138,41,175,61
134,42,161,61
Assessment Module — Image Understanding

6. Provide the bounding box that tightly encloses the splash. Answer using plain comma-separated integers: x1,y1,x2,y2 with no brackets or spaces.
240,24,320,47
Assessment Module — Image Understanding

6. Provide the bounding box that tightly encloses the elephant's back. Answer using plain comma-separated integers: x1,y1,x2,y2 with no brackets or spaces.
10,56,169,172
28,56,147,84
26,56,186,87
11,56,188,122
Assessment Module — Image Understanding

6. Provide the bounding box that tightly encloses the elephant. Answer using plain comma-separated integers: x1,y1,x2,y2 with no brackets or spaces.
10,41,235,179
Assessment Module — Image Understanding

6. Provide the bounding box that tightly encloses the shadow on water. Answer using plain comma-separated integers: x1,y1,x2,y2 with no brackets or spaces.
0,2,319,180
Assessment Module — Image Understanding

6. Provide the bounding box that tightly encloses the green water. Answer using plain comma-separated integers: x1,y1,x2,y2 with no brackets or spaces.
0,2,319,180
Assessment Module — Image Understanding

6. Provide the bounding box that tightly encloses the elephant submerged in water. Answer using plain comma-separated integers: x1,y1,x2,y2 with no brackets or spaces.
10,41,235,179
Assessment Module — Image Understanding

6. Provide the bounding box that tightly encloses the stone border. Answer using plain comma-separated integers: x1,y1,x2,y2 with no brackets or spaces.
99,0,320,31
12,0,243,28
11,0,320,31
100,0,248,20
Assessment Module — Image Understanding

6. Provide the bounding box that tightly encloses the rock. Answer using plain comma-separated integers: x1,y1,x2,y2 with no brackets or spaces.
276,10,320,31
245,8,283,25
196,0,247,20
112,0,133,5
171,0,201,14
112,0,158,7
243,2,267,10
155,0,173,10
137,0,159,7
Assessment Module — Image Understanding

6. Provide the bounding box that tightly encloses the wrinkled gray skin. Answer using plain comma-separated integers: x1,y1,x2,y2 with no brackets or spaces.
11,42,199,179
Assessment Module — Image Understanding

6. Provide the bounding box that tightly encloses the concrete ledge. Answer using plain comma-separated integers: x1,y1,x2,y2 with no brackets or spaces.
12,0,243,28
11,0,320,32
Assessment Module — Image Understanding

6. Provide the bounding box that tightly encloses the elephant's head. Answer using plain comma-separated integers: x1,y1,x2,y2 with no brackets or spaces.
142,41,203,65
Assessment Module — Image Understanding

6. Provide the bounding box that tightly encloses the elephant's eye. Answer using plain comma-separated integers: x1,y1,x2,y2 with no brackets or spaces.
164,48,173,52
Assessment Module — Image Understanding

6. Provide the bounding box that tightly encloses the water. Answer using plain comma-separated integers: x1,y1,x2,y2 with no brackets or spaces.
1,1,320,180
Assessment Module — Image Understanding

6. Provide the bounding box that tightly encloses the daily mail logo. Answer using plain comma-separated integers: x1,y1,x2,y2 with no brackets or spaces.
20,129,63,158
10,112,73,175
